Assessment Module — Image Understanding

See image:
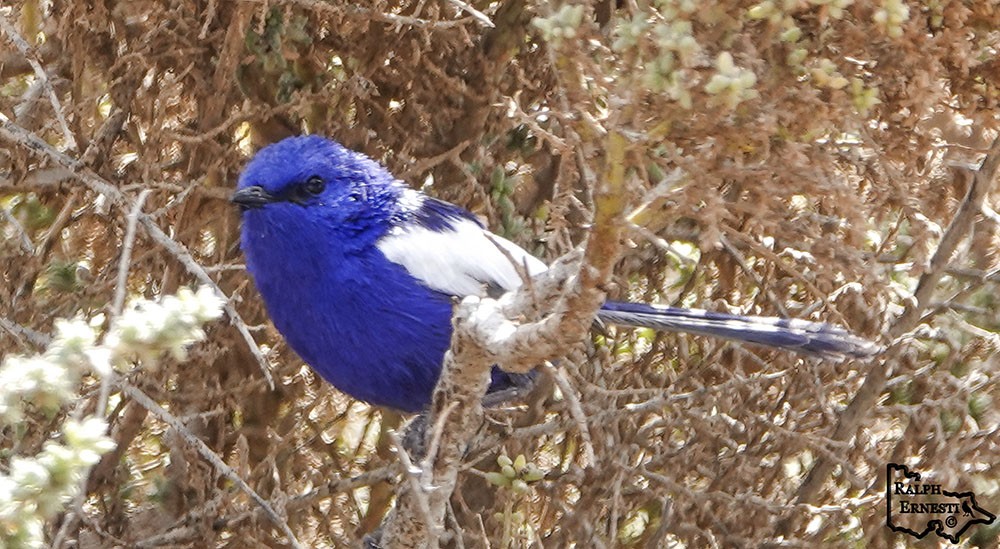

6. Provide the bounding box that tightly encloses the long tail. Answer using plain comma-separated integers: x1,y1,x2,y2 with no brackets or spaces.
597,301,879,359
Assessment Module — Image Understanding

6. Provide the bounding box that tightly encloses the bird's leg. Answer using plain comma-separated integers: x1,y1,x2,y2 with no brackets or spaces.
400,411,430,461
481,371,538,408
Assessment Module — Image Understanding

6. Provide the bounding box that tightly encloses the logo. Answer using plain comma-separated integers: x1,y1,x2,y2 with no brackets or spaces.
886,463,996,543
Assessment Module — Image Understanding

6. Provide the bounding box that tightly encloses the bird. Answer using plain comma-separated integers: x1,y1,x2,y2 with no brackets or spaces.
232,135,878,413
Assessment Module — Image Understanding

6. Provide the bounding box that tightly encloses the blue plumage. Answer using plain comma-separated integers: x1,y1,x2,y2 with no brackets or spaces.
234,136,877,412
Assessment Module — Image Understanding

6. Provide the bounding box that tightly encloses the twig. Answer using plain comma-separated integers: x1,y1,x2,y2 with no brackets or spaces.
137,214,276,389
422,401,458,474
447,0,495,28
274,0,480,29
789,134,1000,512
0,204,34,254
147,179,196,218
719,234,788,316
112,190,152,316
626,167,686,228
119,379,305,549
0,115,276,389
0,13,77,151
503,98,571,153
401,139,473,180
920,264,1000,323
542,363,596,465
627,222,696,267
461,368,794,463
723,228,845,325
387,431,439,539
214,466,399,529
34,188,79,262
446,502,468,549
981,202,1000,226
199,0,219,39
0,315,50,348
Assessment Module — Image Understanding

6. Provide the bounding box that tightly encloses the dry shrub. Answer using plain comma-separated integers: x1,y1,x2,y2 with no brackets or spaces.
1,0,998,546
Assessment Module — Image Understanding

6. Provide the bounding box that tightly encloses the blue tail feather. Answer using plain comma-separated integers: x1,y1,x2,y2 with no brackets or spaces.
597,301,879,358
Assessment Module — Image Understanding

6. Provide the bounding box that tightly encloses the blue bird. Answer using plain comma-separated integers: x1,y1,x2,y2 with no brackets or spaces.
232,136,877,412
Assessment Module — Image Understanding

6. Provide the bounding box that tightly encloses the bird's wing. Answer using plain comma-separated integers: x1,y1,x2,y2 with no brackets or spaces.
376,210,548,298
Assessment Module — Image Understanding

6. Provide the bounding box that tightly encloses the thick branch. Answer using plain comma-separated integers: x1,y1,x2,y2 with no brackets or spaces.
380,131,629,547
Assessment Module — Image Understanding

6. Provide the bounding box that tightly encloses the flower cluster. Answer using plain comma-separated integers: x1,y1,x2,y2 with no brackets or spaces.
0,286,224,548
106,285,226,365
704,52,759,109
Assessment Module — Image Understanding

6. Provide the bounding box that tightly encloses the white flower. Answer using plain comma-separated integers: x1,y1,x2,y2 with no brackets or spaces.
9,459,51,502
49,318,97,359
107,285,224,366
0,355,77,421
0,286,219,547
62,418,115,465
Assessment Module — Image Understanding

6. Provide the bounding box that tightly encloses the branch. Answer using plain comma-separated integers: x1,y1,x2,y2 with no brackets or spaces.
446,0,495,28
0,13,77,151
0,203,34,254
0,115,276,389
379,130,629,547
118,379,304,549
273,0,481,29
788,134,1000,510
112,190,152,315
173,466,398,545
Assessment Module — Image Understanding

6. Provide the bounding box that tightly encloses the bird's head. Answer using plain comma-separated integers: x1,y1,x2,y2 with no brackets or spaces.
232,135,401,243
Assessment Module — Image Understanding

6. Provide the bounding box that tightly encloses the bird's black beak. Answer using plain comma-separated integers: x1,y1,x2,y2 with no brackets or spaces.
231,185,275,210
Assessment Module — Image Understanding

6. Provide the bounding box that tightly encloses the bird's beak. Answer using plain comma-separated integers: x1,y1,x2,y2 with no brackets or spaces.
231,185,275,210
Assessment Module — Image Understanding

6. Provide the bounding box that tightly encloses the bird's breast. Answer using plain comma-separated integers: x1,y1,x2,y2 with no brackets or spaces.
244,231,456,411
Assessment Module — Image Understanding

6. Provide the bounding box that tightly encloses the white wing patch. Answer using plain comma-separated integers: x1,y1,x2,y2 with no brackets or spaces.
376,217,548,297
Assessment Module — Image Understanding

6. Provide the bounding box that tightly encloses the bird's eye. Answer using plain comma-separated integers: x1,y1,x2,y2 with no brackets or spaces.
304,176,325,195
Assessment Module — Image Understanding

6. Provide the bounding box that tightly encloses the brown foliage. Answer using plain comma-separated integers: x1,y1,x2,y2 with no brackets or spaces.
1,0,999,546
